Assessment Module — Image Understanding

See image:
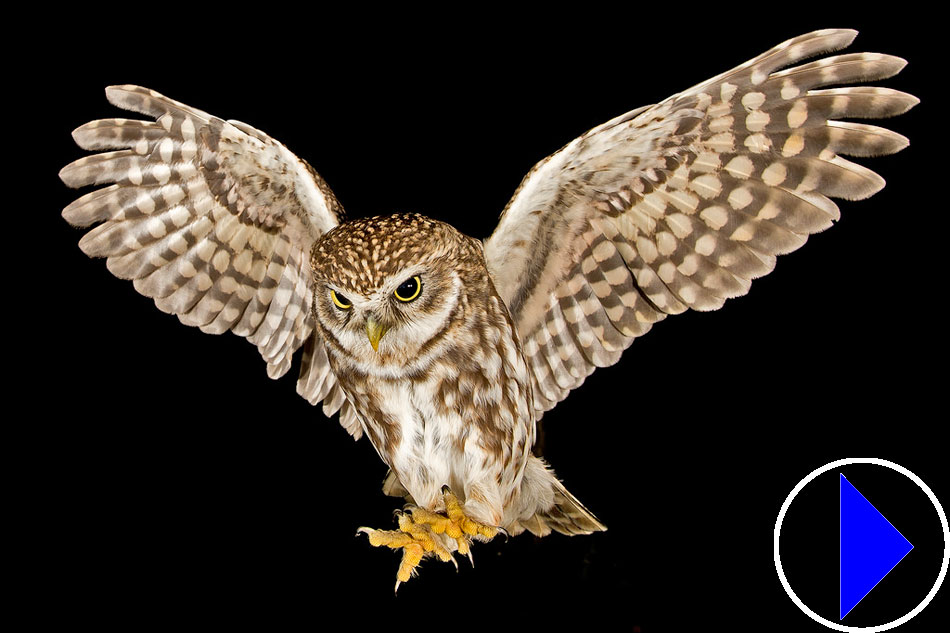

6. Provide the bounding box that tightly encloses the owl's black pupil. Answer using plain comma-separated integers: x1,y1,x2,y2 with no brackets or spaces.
335,292,350,305
396,277,419,301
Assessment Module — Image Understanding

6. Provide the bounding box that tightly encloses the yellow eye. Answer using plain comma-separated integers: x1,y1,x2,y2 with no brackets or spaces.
330,289,352,310
393,276,422,302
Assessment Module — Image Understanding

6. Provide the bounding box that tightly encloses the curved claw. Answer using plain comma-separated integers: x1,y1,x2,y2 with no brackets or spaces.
362,488,502,587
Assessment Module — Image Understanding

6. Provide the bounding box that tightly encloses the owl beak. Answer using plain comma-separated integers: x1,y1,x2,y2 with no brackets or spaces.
365,315,390,352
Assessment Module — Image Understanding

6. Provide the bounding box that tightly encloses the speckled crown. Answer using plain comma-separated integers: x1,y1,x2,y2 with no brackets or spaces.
311,213,463,291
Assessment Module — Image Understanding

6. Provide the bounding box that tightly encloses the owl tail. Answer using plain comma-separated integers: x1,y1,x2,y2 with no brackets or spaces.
509,456,608,537
536,478,607,536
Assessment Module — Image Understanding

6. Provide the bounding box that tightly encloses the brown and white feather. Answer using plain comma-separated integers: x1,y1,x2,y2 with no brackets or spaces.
60,85,356,431
483,28,917,415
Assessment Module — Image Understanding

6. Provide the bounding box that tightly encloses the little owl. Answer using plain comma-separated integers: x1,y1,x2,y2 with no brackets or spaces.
59,29,916,587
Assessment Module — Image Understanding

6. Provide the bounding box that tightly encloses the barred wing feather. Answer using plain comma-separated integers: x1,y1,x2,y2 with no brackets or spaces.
483,29,917,415
60,85,363,438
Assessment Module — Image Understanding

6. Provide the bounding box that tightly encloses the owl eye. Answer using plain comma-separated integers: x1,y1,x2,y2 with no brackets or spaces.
393,276,422,302
330,289,352,310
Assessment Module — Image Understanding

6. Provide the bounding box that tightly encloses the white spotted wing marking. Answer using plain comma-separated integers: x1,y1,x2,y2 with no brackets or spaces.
483,29,918,414
60,85,363,438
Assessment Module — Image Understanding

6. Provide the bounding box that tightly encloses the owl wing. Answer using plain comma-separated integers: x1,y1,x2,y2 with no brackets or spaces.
61,85,363,438
483,29,917,415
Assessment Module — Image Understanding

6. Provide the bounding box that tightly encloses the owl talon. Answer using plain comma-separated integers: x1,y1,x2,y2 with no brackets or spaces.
406,486,501,564
359,486,504,585
358,511,458,587
441,486,501,541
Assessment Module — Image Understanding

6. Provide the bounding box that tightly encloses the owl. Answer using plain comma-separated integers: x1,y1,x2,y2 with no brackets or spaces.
60,29,916,588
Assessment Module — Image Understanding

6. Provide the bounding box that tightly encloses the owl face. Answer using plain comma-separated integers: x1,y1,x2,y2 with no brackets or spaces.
309,214,476,374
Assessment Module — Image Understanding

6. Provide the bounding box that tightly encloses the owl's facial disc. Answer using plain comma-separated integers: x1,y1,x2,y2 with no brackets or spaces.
310,214,472,370
318,267,441,359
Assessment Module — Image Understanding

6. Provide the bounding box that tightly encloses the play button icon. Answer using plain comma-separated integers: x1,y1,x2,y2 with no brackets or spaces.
775,458,949,631
840,473,914,619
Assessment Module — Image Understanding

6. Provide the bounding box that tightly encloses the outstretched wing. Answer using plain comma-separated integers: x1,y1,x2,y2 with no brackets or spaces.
483,29,917,415
61,85,362,437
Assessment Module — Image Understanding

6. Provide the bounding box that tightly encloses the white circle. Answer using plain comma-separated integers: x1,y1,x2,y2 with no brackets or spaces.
774,457,949,632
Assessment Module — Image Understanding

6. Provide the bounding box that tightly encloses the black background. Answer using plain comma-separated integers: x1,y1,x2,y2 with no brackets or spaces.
17,5,947,631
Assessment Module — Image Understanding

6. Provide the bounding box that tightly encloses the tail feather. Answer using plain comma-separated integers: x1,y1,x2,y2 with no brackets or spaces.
508,456,607,537
527,478,607,536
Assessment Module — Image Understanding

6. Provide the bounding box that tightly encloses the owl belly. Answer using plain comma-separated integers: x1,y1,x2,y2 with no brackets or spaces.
358,376,523,527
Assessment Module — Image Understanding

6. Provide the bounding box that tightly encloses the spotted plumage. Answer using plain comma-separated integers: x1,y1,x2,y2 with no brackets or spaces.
59,29,916,580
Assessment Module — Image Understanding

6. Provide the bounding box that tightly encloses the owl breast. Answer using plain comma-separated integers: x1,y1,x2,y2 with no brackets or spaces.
331,292,536,526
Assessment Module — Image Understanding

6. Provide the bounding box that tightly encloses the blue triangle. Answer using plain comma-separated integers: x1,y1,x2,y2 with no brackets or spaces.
840,473,914,619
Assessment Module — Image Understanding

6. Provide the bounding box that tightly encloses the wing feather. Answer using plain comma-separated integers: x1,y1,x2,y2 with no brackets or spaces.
483,29,917,418
61,85,357,434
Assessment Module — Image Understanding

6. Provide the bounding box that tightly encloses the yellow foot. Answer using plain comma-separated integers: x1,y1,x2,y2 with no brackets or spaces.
407,486,501,559
357,511,455,591
358,487,502,589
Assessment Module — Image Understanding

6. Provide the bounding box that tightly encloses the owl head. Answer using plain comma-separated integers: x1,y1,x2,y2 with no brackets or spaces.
309,213,486,374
